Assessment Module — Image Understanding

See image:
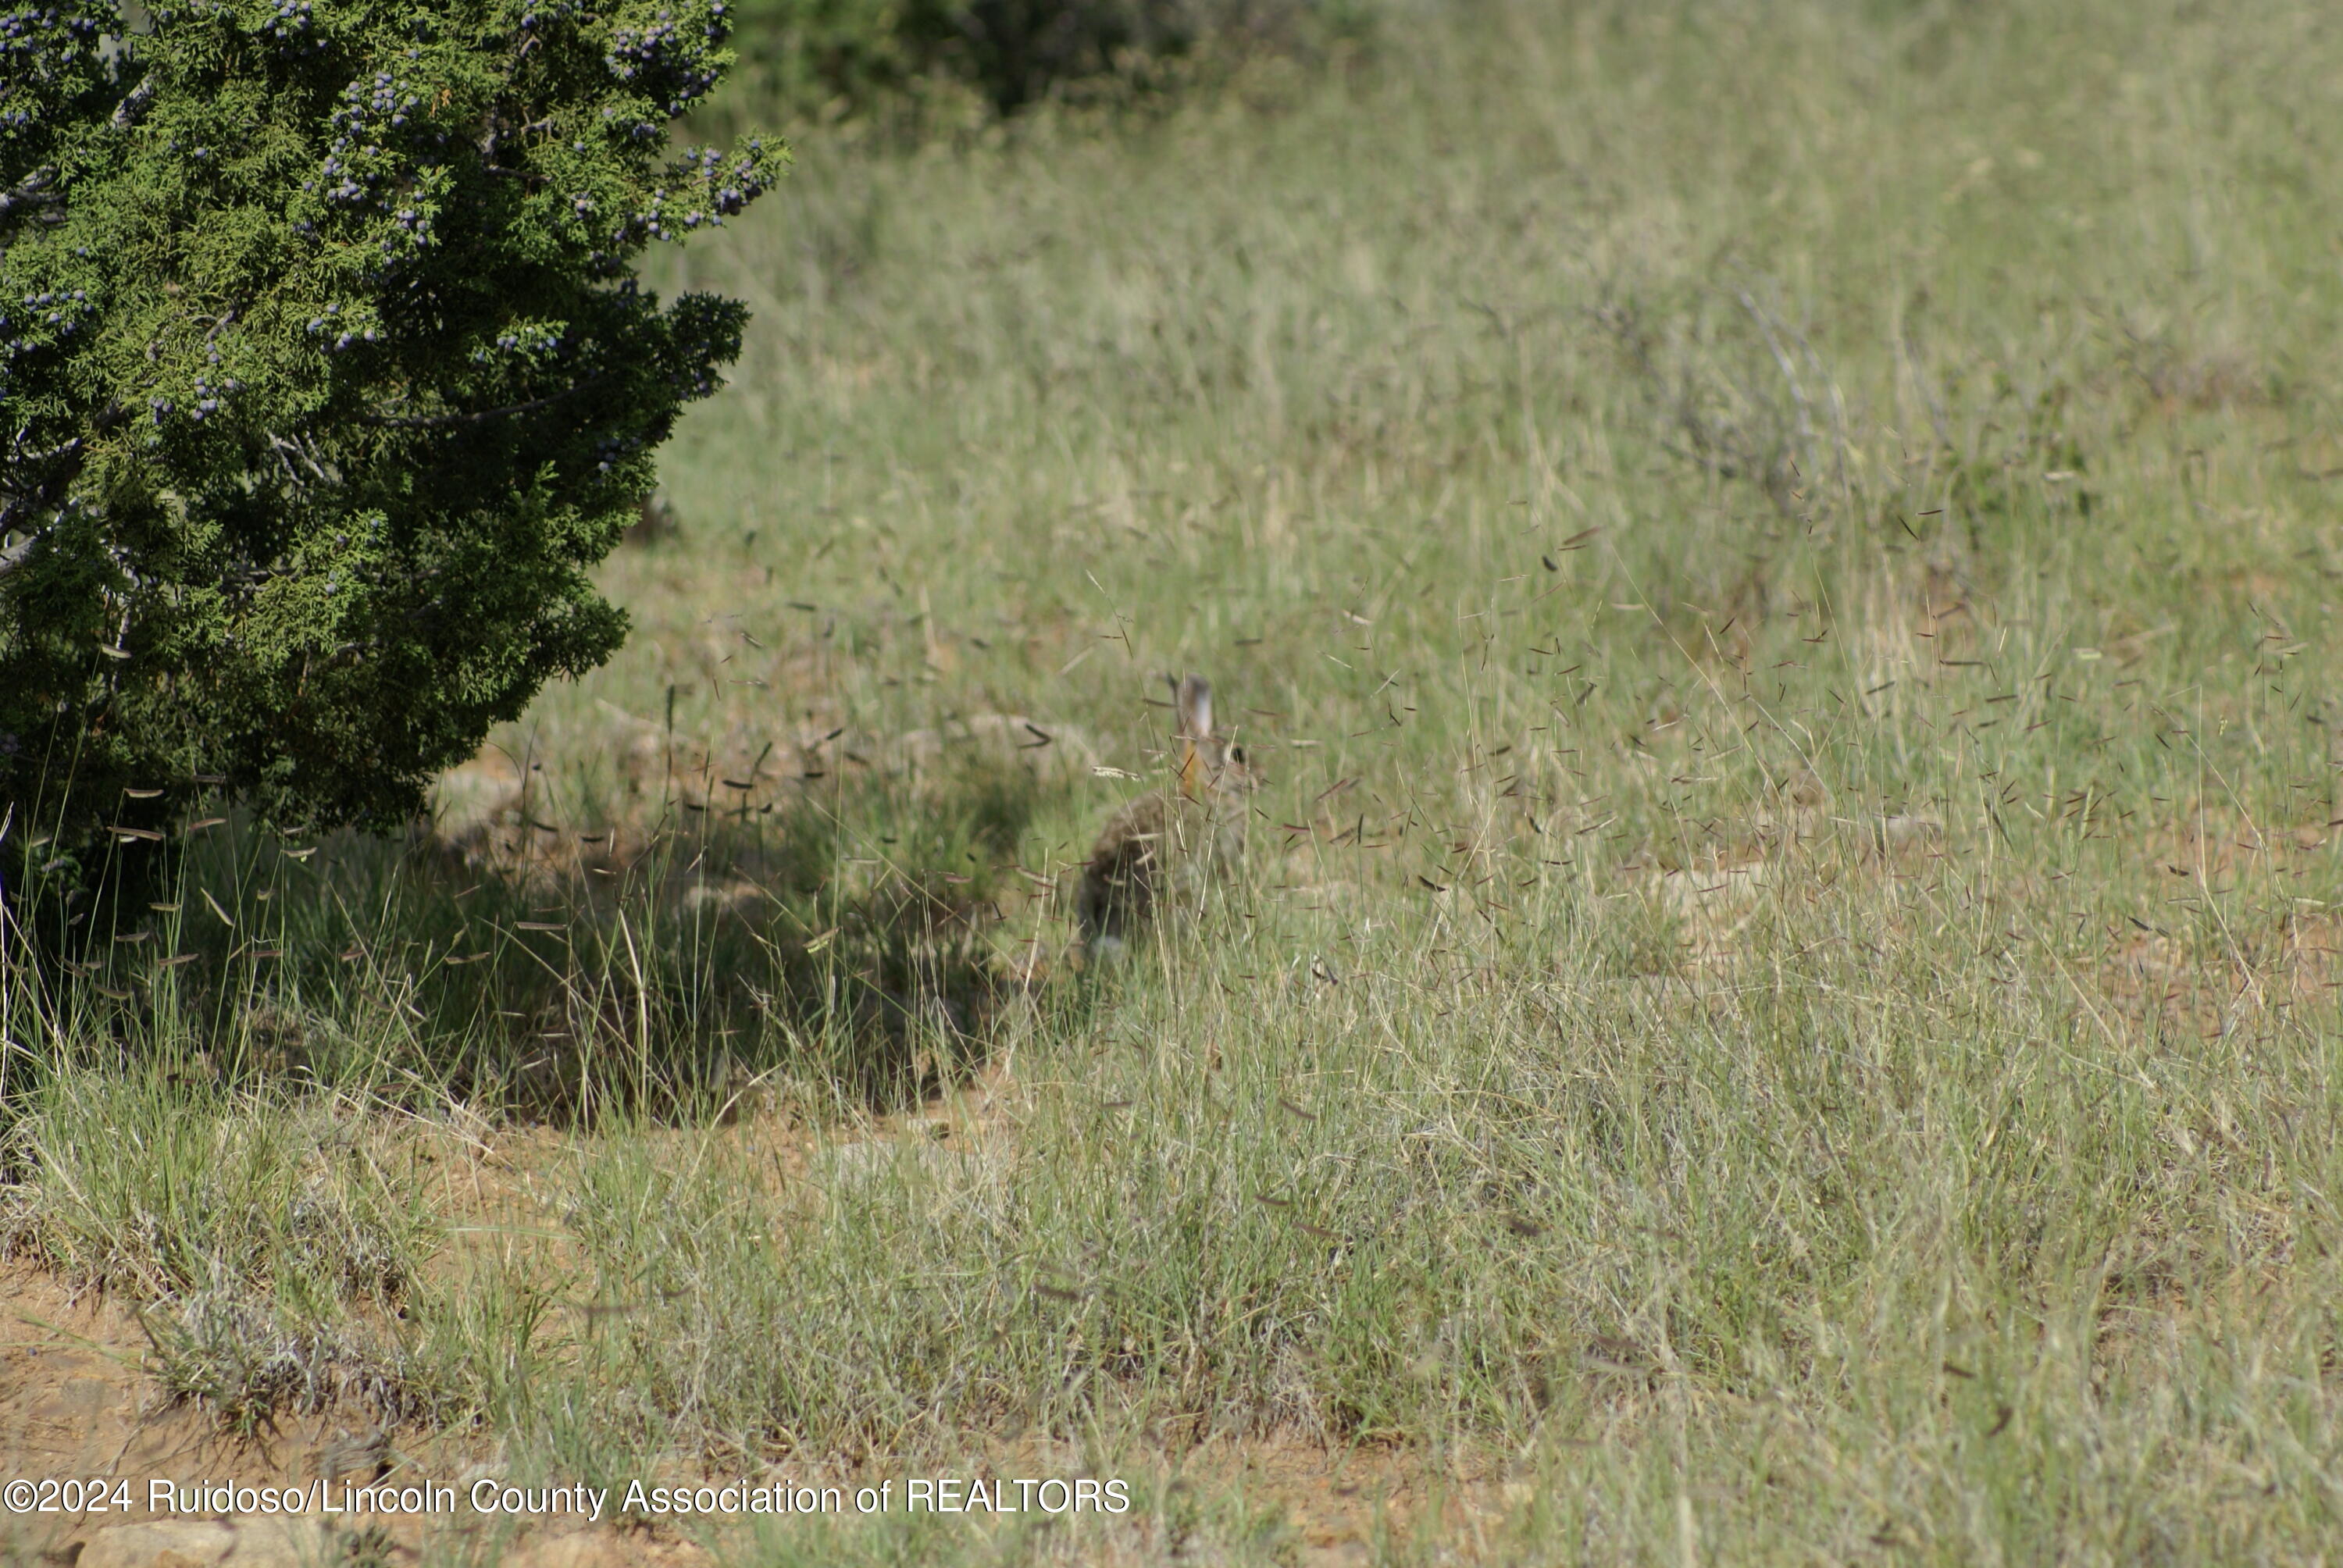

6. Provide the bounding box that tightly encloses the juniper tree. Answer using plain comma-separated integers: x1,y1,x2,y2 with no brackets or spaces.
0,0,780,863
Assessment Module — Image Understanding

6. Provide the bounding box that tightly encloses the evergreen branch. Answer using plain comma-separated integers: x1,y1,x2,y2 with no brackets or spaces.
0,528,45,583
359,378,604,429
111,78,158,130
0,415,119,584
0,168,63,226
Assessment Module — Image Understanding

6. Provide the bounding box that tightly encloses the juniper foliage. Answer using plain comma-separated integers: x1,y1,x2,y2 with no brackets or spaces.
0,0,782,861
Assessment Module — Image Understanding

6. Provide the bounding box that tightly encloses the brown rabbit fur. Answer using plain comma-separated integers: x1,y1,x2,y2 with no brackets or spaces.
1075,674,1257,964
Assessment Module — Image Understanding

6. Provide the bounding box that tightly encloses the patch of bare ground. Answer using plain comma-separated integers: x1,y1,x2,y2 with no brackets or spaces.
2088,807,2343,1038
1635,785,1947,974
1182,1437,1500,1566
429,703,1094,884
0,1266,488,1568
0,1137,726,1568
2099,910,2343,1042
0,1264,1503,1567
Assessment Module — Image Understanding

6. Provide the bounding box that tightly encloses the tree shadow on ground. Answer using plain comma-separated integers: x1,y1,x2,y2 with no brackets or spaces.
2,751,1093,1124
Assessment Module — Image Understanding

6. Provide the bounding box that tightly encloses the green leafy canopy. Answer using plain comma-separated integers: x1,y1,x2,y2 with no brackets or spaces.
1,0,783,854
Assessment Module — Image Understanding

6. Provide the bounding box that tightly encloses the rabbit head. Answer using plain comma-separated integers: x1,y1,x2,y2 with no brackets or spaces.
1171,673,1258,804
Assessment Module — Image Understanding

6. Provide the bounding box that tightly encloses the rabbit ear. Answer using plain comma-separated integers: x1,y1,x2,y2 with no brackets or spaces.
1176,674,1214,739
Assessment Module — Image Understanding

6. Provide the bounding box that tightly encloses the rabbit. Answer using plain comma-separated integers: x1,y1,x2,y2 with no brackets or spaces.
1075,673,1259,965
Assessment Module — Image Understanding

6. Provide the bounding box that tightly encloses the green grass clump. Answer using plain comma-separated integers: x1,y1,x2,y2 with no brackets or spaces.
10,0,2343,1559
2,1067,438,1429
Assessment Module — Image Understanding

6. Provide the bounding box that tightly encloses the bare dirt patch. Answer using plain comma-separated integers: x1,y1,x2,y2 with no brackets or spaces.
0,1268,708,1568
2,1255,1500,1567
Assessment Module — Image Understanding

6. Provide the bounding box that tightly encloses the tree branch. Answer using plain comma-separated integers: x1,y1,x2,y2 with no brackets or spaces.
359,378,603,429
111,77,157,130
0,412,121,585
0,529,46,584
0,167,62,224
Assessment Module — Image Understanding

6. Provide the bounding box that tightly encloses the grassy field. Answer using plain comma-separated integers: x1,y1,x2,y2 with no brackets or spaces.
11,0,2343,1560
